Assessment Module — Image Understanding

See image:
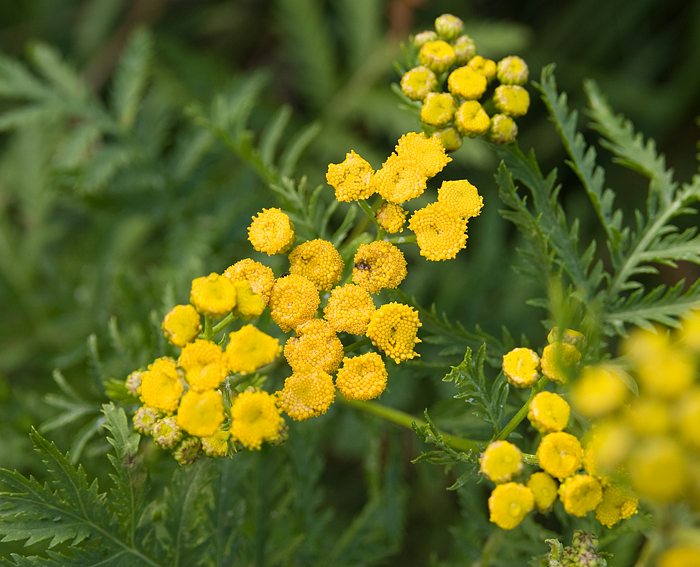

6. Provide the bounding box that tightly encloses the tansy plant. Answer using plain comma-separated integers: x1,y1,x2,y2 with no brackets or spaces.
0,11,699,567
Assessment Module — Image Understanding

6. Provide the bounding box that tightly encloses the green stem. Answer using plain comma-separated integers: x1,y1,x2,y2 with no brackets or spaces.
212,312,235,335
475,530,502,567
495,378,545,440
357,200,379,227
344,337,370,353
203,316,213,340
386,234,416,244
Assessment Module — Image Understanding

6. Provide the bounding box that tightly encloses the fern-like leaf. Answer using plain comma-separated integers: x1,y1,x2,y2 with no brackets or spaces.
111,29,153,129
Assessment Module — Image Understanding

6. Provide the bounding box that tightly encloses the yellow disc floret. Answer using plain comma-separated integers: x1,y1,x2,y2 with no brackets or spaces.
162,304,201,347
537,432,583,480
284,321,344,374
190,273,237,317
420,92,456,127
571,365,629,419
231,390,284,450
176,389,225,437
496,56,529,85
558,474,603,517
139,357,183,413
595,484,638,528
269,274,320,332
224,258,275,305
247,208,295,255
276,369,335,421
635,345,695,400
658,546,700,567
409,202,468,261
629,437,688,503
488,482,534,530
502,347,540,388
455,100,490,136
489,114,518,144
324,283,376,335
376,202,407,234
528,391,570,433
288,239,344,291
583,420,633,478
336,352,388,401
352,241,407,293
400,66,438,101
395,132,451,178
371,154,427,204
178,339,226,392
437,180,483,219
467,55,497,82
480,441,523,483
232,280,266,318
326,150,375,202
201,429,230,457
418,40,456,73
541,342,581,383
447,66,487,100
493,85,530,117
225,324,281,375
366,302,421,363
679,308,700,351
527,472,558,512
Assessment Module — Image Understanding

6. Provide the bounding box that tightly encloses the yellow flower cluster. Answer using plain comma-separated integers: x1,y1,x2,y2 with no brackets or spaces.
400,13,530,148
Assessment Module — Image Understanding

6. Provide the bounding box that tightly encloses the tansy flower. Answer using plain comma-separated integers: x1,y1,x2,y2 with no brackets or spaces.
629,438,688,503
437,180,483,219
371,154,427,204
527,472,558,512
352,241,407,293
488,483,534,530
679,308,700,351
528,391,570,433
174,437,201,465
432,127,462,152
546,327,585,348
502,347,540,388
453,35,476,64
140,357,183,413
418,40,456,73
133,406,159,435
621,325,670,364
162,304,201,347
558,474,603,517
400,66,438,101
677,388,700,448
409,202,468,261
658,546,700,567
269,274,320,332
231,390,284,450
595,484,638,528
626,397,671,437
232,280,265,318
455,101,490,136
493,85,530,117
395,132,451,178
541,342,581,383
376,202,407,234
537,432,583,479
434,13,463,40
152,417,182,449
335,352,388,401
176,389,225,437
224,258,275,305
635,345,695,399
447,66,487,100
326,150,375,202
276,369,335,421
201,429,230,458
366,302,421,363
125,370,142,396
284,320,344,374
178,339,226,391
571,365,629,419
288,239,344,291
248,208,295,254
413,31,437,47
480,441,523,483
225,324,280,375
489,114,518,145
190,273,237,317
467,55,497,82
496,56,529,85
324,283,376,335
420,93,456,127
583,420,633,478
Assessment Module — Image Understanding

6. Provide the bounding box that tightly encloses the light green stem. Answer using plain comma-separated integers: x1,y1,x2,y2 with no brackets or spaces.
496,378,546,440
212,312,235,335
387,234,417,244
203,316,213,340
344,337,370,353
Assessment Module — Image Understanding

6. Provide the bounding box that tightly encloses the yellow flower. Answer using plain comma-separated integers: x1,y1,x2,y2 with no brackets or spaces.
571,364,629,419
371,154,427,204
288,239,344,291
489,114,518,144
528,391,570,433
467,55,497,82
677,388,700,449
629,437,688,503
595,484,638,528
276,369,335,421
162,304,201,347
225,324,280,375
125,370,143,396
190,273,237,317
140,357,183,413
432,127,462,152
284,319,344,374
231,390,284,450
434,14,463,40
447,66,487,100
336,352,388,401
437,180,483,219
420,93,456,127
488,482,534,530
269,274,320,332
395,132,451,178
453,35,476,64
326,150,375,202
679,308,700,351
493,85,530,117
224,258,275,305
413,31,437,47
152,416,182,449
366,302,421,364
400,66,438,101
540,342,581,383
176,390,225,437
133,406,159,435
201,429,230,457
621,326,670,364
455,101,490,136
247,208,295,254
658,546,700,567
232,280,265,318
558,474,603,517
527,472,558,512
376,202,407,234
178,339,226,391
352,241,407,293
626,397,671,437
418,40,456,73
583,420,633,478
635,345,695,399
537,432,583,479
324,284,376,335
480,441,523,483
502,347,540,388
546,327,585,348
496,56,529,85
409,202,468,261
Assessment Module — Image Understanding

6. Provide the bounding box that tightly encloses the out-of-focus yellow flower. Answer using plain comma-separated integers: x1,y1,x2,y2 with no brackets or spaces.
595,484,638,528
420,93,456,127
455,101,490,136
413,31,437,47
679,308,700,351
231,390,284,450
176,389,225,437
541,342,581,383
400,66,438,101
635,345,695,400
366,302,421,363
288,239,344,291
502,347,540,388
528,391,570,433
489,114,518,144
376,202,407,234
447,66,487,100
162,304,201,347
496,56,529,85
571,365,630,419
537,432,583,479
284,319,344,374
178,339,226,392
276,369,335,421
326,150,375,202
558,474,603,517
626,397,671,437
467,55,496,82
352,241,407,293
493,85,530,117
658,545,700,567
190,273,237,317
269,274,320,332
583,420,633,478
335,352,388,401
324,283,375,335
201,429,230,457
546,327,585,348
479,440,523,483
225,324,280,375
224,259,275,305
621,326,670,365
437,180,483,219
140,357,183,413
453,35,476,64
418,40,456,73
629,437,688,503
678,388,700,449
527,472,558,512
409,202,468,261
488,482,534,530
247,208,295,255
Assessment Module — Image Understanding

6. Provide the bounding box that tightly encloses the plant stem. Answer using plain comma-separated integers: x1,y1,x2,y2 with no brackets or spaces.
495,378,546,440
344,337,370,353
203,316,213,340
475,530,502,567
212,312,235,335
387,234,416,244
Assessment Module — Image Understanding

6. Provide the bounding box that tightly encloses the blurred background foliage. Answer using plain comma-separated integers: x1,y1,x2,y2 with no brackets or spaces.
0,0,698,564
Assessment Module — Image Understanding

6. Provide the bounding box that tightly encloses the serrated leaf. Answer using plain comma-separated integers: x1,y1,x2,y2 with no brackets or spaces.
111,29,152,129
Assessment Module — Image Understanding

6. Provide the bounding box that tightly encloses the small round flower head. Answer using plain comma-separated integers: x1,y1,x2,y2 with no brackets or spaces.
558,474,603,517
125,370,143,396
496,56,529,85
658,546,700,567
201,429,230,458
269,274,320,332
224,259,275,305
324,283,376,335
284,321,344,374
162,304,201,347
376,202,407,234
288,239,344,291
571,365,629,419
455,101,490,136
528,392,570,433
174,437,201,466
152,416,182,449
679,308,700,351
140,357,183,413
547,327,585,348
541,342,581,383
434,14,463,40
190,273,237,317
453,35,476,64
527,472,558,512
420,93,456,127
276,369,335,421
480,441,523,483
626,397,670,437
432,127,462,152
621,325,670,364
231,390,284,450
232,280,265,318
677,388,700,448
595,484,638,528
326,150,375,202
133,406,159,435
488,482,534,530
395,132,451,178
371,154,427,204
494,85,530,117
437,180,483,219
447,66,487,100
225,324,281,375
467,55,497,82
501,347,540,388
248,208,295,255
352,241,407,293
489,114,518,144
366,303,421,363
635,345,695,399
413,30,438,47
418,40,456,73
629,437,688,503
583,420,633,477
178,339,226,392
400,66,437,101
176,389,225,438
537,432,583,479
336,352,388,401
409,202,468,261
